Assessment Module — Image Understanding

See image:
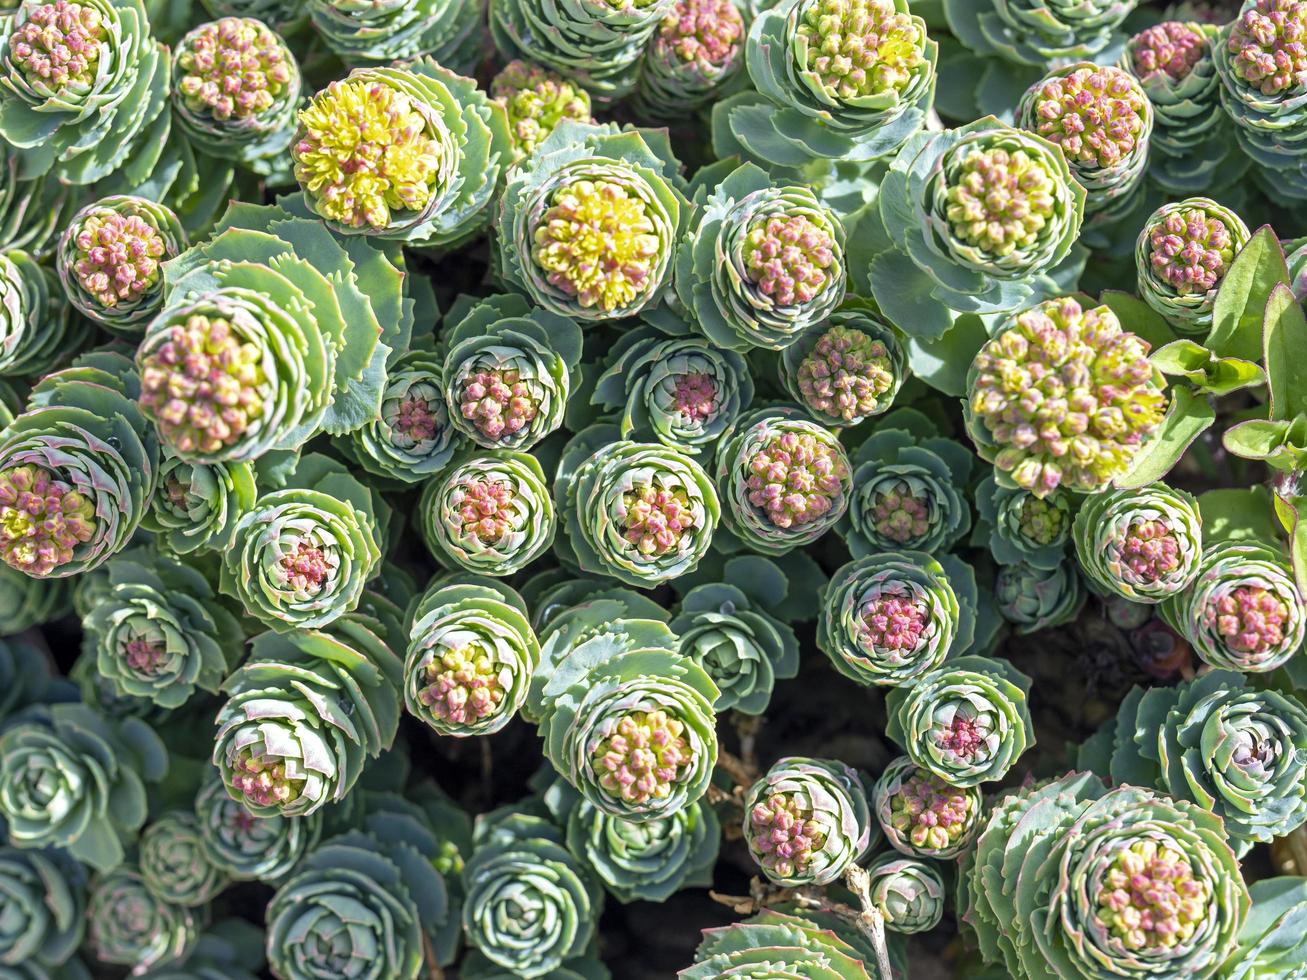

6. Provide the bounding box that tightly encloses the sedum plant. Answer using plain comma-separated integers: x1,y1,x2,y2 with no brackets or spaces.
306,0,484,71
1073,482,1203,602
743,756,874,888
86,867,198,973
865,852,945,935
141,453,256,555
490,60,594,163
138,811,227,907
995,557,1086,634
0,847,85,969
1222,877,1307,978
873,756,983,860
631,0,745,120
685,906,897,979
973,475,1073,569
0,248,87,380
192,770,321,882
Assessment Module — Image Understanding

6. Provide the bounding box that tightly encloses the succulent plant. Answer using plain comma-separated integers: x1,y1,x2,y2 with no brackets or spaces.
819,550,978,687
213,606,403,817
529,599,719,821
841,410,974,557
1017,63,1153,218
676,162,847,352
591,324,753,456
420,452,556,577
556,424,720,587
743,756,874,887
0,847,85,968
779,300,907,428
0,148,74,259
307,0,484,71
0,0,171,185
137,918,266,980
86,867,198,973
684,907,897,979
0,371,160,578
1081,670,1307,857
193,769,321,882
1222,877,1307,978
141,453,256,555
172,16,301,171
965,296,1168,497
0,564,69,633
974,474,1073,569
462,812,601,978
631,0,745,119
1073,482,1203,603
885,655,1034,788
1161,542,1306,672
1135,198,1250,334
996,558,1086,634
138,811,227,907
0,248,87,379
943,0,1139,67
0,703,167,871
291,60,511,246
494,121,687,323
866,852,946,934
669,556,800,714
440,293,583,451
874,756,983,860
404,577,540,737
713,407,851,555
219,454,382,632
491,60,594,162
960,776,1248,980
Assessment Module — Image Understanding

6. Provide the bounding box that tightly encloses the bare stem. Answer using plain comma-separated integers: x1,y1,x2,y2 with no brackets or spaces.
843,864,893,979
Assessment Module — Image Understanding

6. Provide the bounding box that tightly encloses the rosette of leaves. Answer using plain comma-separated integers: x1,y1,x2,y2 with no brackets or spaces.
0,565,69,633
780,299,906,428
995,558,1085,634
0,847,85,969
865,117,1085,339
55,195,185,336
1222,877,1307,979
0,0,170,185
440,293,582,451
0,703,167,871
866,852,944,935
523,572,671,634
874,756,982,860
193,770,321,882
1078,671,1307,857
631,0,745,119
0,370,160,579
591,324,753,456
543,776,720,904
404,577,539,737
267,831,448,980
494,121,687,323
684,907,897,979
0,248,84,379
1121,22,1236,194
964,296,1170,497
219,453,382,632
714,407,850,555
1160,542,1306,672
308,0,483,70
963,778,1247,980
462,812,602,978
199,0,300,25
490,59,594,163
291,60,511,247
1073,482,1203,603
0,147,74,258
81,548,241,709
490,0,672,100
141,453,256,555
340,347,463,484
818,550,978,688
675,162,846,351
148,202,411,462
1017,63,1153,219
841,410,972,557
419,451,556,577
669,556,800,714
973,474,1072,569
942,0,1138,72
137,919,266,980
1213,0,1307,202
171,17,301,171
138,812,227,907
555,424,720,587
743,757,873,887
528,602,719,822
85,867,198,973
714,0,935,173
885,655,1033,787
213,606,403,818
1135,198,1250,334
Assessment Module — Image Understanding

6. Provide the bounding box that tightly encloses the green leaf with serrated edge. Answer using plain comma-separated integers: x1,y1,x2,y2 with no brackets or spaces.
1207,226,1289,361
1197,487,1280,546
1116,386,1215,488
1100,290,1175,349
1264,282,1307,421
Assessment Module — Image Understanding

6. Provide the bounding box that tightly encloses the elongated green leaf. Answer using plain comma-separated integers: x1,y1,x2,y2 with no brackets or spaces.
1115,387,1215,488
1263,282,1307,420
1207,226,1288,361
